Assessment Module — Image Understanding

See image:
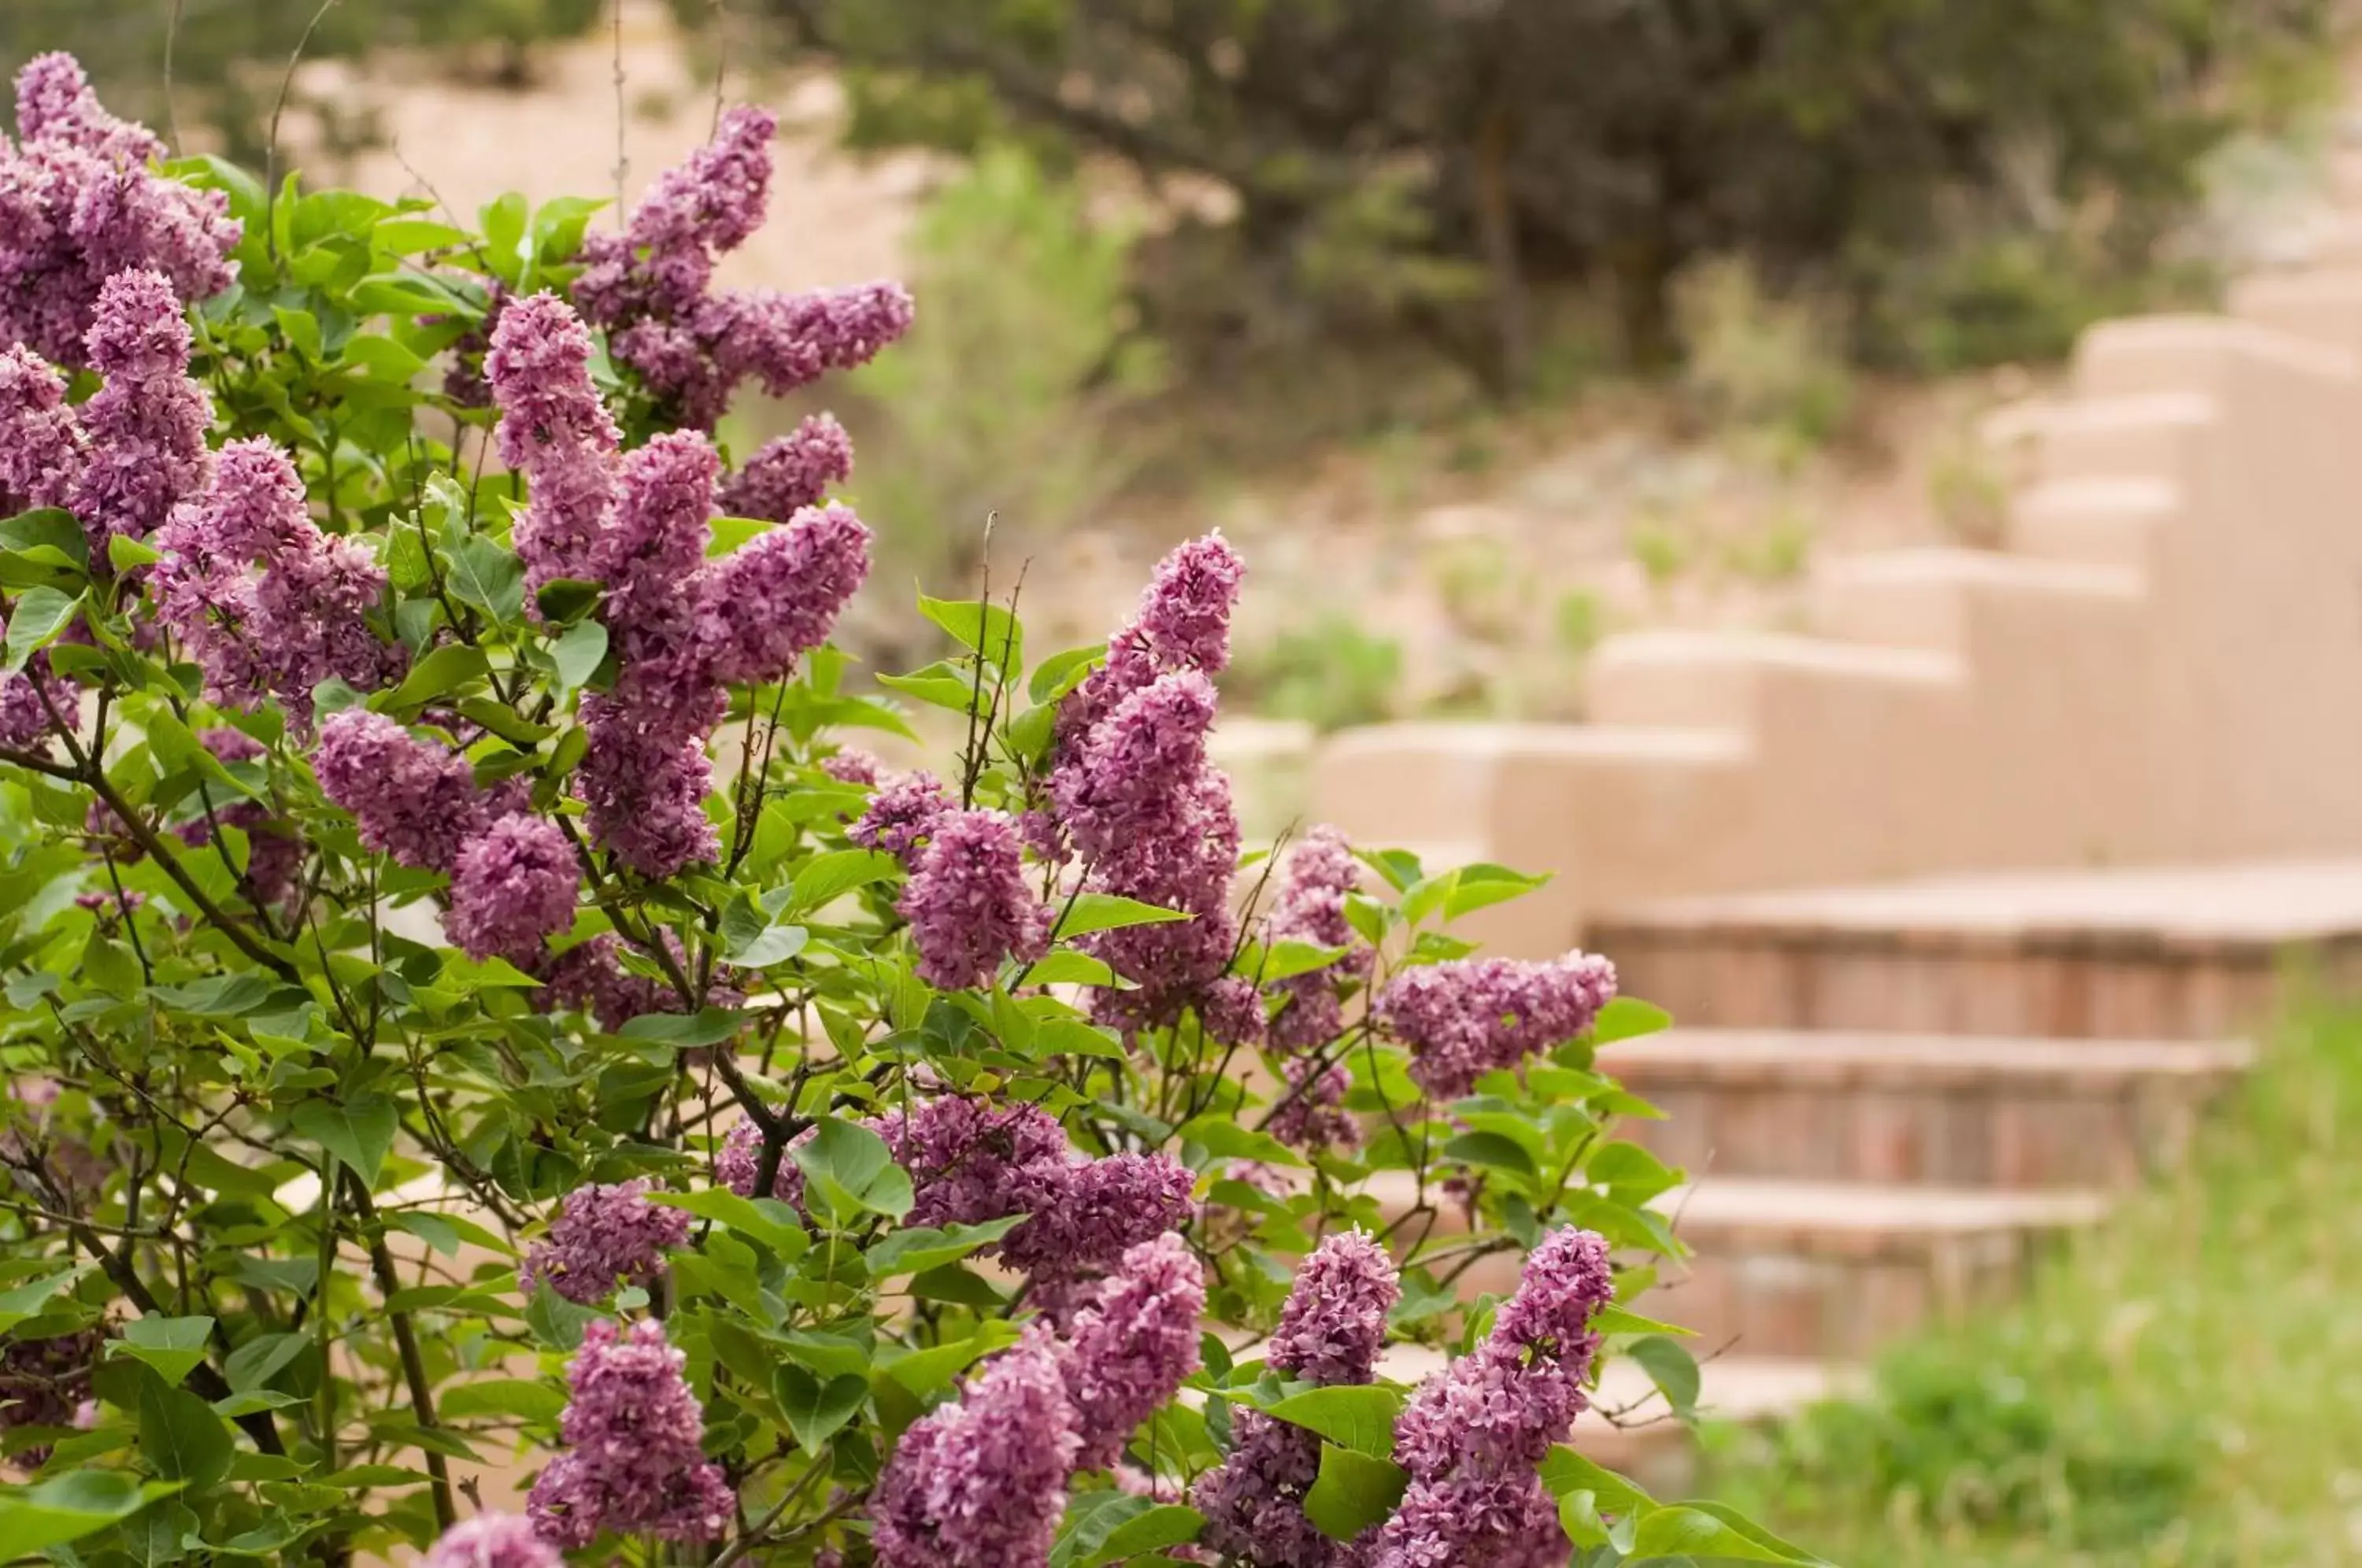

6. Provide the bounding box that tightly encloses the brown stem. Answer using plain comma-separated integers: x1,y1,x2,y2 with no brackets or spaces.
346,1179,457,1531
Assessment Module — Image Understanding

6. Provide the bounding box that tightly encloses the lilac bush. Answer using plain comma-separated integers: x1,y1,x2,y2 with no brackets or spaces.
0,59,1818,1568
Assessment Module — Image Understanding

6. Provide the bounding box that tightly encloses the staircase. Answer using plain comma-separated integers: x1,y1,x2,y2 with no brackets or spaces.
1320,156,2362,1481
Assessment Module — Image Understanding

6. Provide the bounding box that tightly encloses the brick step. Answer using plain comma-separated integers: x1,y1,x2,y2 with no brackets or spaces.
1590,858,2362,1037
1647,1180,2107,1363
1377,1344,1849,1493
1598,1029,2253,1189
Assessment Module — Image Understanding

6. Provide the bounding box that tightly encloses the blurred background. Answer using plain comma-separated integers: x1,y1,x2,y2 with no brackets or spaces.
11,1,2362,1561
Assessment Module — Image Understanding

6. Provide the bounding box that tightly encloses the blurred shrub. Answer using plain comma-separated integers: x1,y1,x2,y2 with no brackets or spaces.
1722,505,1817,582
842,145,1164,604
9,0,604,161
1553,588,1605,660
1426,535,1527,644
1224,614,1403,732
694,0,2335,390
1628,516,1694,596
1675,259,1855,453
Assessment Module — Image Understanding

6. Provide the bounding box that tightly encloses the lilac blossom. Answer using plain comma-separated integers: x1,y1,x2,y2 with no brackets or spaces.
1264,825,1367,1054
1194,1233,1398,1567
1267,1059,1359,1156
719,412,855,522
0,55,239,366
1355,1228,1614,1568
422,1514,561,1568
172,727,302,907
1061,1233,1205,1469
519,1178,691,1303
999,1151,1194,1283
526,1318,733,1548
541,931,709,1032
850,771,950,863
575,694,720,876
485,291,621,592
595,430,716,671
1059,532,1246,749
571,107,912,429
716,1117,805,1204
151,438,394,721
1375,953,1619,1100
694,501,871,686
67,268,211,552
447,814,580,962
0,652,68,753
312,710,485,871
876,1097,1072,1231
898,808,1052,991
870,1328,1080,1568
0,346,83,510
822,746,884,786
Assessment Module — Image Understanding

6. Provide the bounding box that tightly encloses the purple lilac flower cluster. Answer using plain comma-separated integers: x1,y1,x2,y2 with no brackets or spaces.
152,435,397,723
486,291,872,877
870,1327,1079,1568
1264,825,1366,1054
527,1318,734,1548
1194,1233,1400,1568
1042,535,1253,1039
1060,1233,1205,1468
519,1178,692,1304
539,930,727,1032
873,1236,1207,1566
1351,1228,1614,1568
898,808,1052,990
717,1097,1190,1293
0,55,238,367
1374,952,1619,1100
571,105,912,434
313,711,583,961
421,1514,561,1568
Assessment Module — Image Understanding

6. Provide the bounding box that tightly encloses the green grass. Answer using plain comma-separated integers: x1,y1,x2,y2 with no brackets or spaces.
1700,995,2362,1566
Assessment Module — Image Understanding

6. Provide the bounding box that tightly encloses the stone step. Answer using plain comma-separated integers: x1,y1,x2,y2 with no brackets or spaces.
2005,476,2180,568
1590,859,2362,1037
1377,1343,1849,1493
1806,549,2144,657
1586,631,1963,734
2071,315,2354,402
2229,268,2362,362
1598,1028,2253,1189
1647,1180,2108,1363
1984,391,2216,485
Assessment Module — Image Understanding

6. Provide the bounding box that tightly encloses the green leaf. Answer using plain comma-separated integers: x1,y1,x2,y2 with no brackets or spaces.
1027,642,1103,704
3,586,78,672
1538,1444,1656,1515
1055,893,1190,939
1175,1115,1304,1169
289,1093,398,1185
1593,997,1674,1044
1629,1501,1834,1564
1442,1130,1538,1178
1085,1503,1204,1566
524,1285,602,1351
788,849,901,912
1628,1334,1701,1422
271,304,323,361
111,1318,216,1389
720,893,810,968
865,1215,1026,1278
1,508,89,570
0,1471,181,1559
446,535,524,624
774,1365,868,1453
150,973,276,1018
223,1333,309,1393
1023,950,1118,988
791,1116,915,1221
0,1265,94,1333
439,1378,568,1424
1303,1444,1409,1541
550,619,608,691
706,515,772,557
1258,940,1350,982
643,1189,809,1259
919,594,1024,673
373,218,468,255
1442,863,1551,920
616,1008,748,1048
384,643,491,711
876,665,979,712
1591,1304,1696,1339
108,534,163,572
479,191,530,277
534,577,602,624
136,1378,234,1490
875,1320,1023,1398
1260,1385,1403,1457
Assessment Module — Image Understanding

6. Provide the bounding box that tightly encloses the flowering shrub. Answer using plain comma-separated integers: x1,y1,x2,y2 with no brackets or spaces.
0,54,1827,1568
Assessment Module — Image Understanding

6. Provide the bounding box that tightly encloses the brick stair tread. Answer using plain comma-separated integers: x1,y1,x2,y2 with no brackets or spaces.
1661,1178,2111,1249
1594,856,2362,949
1599,1028,2255,1087
1378,1345,1849,1428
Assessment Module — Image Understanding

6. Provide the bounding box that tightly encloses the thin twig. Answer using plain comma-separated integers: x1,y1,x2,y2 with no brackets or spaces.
163,0,187,154
612,0,631,222
264,0,346,260
708,0,731,134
